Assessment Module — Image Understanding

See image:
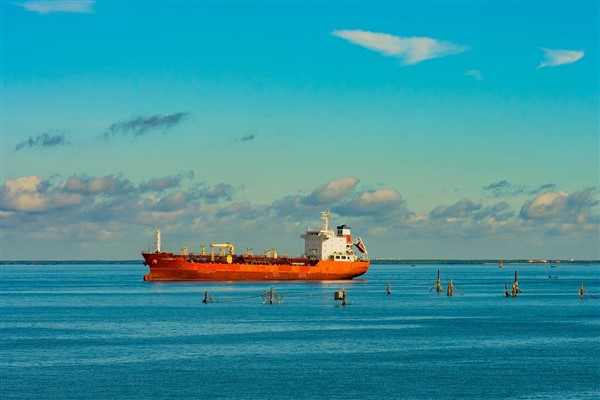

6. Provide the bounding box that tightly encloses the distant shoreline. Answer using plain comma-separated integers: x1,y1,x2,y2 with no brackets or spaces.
1,259,598,265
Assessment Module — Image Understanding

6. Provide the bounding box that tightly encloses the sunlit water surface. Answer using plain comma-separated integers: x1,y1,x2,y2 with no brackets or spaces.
1,262,599,399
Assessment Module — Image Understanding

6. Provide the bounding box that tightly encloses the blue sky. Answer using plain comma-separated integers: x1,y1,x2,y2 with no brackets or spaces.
1,0,598,260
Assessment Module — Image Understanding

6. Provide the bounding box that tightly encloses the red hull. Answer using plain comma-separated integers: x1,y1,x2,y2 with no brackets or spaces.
142,252,370,281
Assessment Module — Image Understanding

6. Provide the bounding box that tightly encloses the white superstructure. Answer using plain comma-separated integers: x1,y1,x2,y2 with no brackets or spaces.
301,211,368,261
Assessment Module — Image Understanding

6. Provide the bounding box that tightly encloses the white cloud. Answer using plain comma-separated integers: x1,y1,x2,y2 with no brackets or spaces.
0,175,113,212
332,29,469,65
464,70,483,80
17,1,94,14
1,176,49,211
357,188,401,205
59,175,134,195
520,191,568,219
336,188,405,216
537,48,584,68
305,177,359,205
2,172,598,259
430,198,481,220
519,189,598,223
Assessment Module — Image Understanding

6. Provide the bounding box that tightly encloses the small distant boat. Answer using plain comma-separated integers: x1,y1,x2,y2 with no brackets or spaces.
499,260,504,268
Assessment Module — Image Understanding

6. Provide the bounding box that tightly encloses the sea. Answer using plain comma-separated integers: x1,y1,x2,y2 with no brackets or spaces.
1,262,599,400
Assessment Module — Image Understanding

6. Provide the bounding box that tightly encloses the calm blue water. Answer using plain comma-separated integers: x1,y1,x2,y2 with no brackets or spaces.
1,262,599,399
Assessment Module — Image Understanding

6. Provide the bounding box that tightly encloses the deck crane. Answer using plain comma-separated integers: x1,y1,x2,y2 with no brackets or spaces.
210,243,235,262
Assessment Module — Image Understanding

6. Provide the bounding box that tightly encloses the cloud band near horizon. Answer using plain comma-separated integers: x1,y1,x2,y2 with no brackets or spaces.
2,174,597,257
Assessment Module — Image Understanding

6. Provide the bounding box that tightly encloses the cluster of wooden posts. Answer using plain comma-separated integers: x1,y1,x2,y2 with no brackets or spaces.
429,269,596,299
200,270,597,305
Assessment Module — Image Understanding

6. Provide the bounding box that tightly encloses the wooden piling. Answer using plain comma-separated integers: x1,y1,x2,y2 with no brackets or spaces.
579,282,596,299
202,291,213,304
447,279,454,297
430,269,444,293
511,270,521,297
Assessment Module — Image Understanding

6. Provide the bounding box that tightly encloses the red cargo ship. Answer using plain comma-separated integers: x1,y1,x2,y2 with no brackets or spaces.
142,211,369,281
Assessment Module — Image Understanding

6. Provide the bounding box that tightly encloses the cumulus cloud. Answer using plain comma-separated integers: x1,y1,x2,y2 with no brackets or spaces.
15,131,71,151
430,198,481,221
332,29,469,65
1,176,50,211
519,188,598,223
216,201,268,220
271,177,406,221
537,48,584,68
191,183,235,204
149,190,192,212
103,112,189,139
0,173,239,234
421,198,522,242
472,202,515,222
6,179,84,213
2,172,598,259
17,0,95,14
336,188,404,216
304,177,359,205
59,175,134,196
139,171,194,192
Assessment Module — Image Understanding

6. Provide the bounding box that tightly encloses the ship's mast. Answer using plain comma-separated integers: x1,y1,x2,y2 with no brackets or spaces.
321,211,330,232
155,228,161,253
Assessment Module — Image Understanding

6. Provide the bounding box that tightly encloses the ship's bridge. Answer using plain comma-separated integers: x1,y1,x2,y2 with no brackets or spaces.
301,212,357,261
